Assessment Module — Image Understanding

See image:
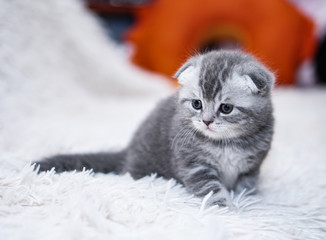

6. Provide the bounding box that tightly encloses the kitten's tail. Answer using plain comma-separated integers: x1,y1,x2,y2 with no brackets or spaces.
34,151,126,174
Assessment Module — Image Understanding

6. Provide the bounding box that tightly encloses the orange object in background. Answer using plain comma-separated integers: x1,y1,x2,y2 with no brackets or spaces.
127,0,316,85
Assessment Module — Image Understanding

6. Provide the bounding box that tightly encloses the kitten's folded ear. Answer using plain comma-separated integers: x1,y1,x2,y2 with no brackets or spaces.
173,58,198,85
244,62,275,96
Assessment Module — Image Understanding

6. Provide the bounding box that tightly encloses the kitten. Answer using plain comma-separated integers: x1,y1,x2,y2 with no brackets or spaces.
35,50,275,207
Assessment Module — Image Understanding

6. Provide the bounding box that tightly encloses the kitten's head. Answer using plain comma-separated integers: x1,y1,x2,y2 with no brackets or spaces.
174,50,275,140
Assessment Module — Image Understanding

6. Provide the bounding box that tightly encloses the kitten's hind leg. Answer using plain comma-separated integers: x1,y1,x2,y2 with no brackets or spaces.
34,151,126,174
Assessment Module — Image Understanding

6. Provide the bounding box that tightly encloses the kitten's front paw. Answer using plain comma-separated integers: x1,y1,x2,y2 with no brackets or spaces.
206,188,232,208
234,185,257,195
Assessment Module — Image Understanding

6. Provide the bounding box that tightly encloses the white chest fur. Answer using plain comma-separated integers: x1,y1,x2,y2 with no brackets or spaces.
206,147,251,190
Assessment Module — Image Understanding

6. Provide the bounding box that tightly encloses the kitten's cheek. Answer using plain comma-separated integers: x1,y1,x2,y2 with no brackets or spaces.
192,120,202,129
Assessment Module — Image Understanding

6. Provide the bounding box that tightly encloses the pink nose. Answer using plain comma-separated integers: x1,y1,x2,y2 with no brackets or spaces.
203,120,213,126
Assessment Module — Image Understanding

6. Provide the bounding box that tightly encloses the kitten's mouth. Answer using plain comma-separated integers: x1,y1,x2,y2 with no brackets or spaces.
205,127,214,132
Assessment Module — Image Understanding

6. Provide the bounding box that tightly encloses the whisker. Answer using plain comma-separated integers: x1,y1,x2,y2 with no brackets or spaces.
179,128,195,151
171,126,193,152
184,128,197,149
172,125,199,153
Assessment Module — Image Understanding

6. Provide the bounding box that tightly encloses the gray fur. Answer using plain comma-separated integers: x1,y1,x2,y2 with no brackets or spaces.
34,50,275,207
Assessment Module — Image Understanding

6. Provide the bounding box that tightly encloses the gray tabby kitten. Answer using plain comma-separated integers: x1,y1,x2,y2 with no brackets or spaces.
35,50,274,207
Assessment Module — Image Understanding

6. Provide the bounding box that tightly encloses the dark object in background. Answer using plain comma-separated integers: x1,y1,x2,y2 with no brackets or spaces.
315,35,326,84
97,14,134,42
87,0,141,42
88,0,154,43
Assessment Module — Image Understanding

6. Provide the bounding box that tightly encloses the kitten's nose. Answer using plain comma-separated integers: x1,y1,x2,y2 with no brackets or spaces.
203,120,213,126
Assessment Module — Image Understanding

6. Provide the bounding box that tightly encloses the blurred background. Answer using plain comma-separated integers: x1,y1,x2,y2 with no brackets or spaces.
87,0,326,87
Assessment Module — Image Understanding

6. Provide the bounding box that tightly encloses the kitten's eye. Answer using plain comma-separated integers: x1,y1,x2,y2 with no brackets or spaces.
219,104,233,114
192,100,202,110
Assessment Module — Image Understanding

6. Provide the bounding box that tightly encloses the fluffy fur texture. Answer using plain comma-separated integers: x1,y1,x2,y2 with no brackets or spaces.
1,0,326,239
36,50,275,207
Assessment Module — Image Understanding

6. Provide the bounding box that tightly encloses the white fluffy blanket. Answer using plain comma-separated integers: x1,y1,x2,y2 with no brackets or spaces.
1,1,326,239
